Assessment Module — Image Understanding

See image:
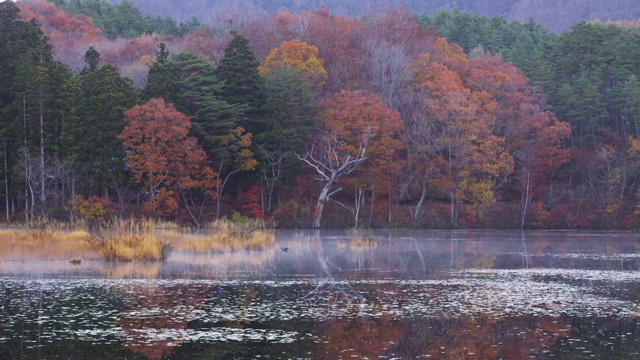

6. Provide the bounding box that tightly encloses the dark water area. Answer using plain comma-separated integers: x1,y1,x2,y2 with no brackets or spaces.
2,230,640,359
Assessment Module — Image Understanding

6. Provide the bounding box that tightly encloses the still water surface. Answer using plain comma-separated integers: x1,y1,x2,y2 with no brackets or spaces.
1,230,640,359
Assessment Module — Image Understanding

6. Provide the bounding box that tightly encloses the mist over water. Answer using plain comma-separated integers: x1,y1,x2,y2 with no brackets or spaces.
2,230,640,359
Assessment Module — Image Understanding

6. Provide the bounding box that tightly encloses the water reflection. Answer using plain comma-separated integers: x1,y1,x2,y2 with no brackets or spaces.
2,230,640,359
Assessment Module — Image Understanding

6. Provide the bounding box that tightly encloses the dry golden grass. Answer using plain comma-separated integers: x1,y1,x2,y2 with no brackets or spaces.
0,228,97,261
60,230,91,241
351,238,378,249
348,228,378,249
88,230,172,262
80,218,175,262
179,218,275,253
0,216,276,262
181,230,275,253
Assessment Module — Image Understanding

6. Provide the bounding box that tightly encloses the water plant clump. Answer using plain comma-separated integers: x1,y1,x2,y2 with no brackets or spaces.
183,214,275,253
0,221,94,261
348,228,377,249
85,218,173,262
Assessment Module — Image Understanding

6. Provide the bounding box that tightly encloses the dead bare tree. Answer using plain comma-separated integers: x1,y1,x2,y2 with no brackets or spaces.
297,128,372,228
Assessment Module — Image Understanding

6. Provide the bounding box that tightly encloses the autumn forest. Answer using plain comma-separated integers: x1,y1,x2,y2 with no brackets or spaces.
3,0,640,229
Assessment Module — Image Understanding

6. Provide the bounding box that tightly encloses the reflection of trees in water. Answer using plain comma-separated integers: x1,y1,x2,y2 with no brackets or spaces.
395,315,572,359
118,283,212,360
315,316,404,359
303,231,366,311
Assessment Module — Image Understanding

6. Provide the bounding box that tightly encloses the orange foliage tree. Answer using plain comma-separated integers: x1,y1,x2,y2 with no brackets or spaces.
460,55,571,227
67,195,112,224
118,98,218,224
410,51,514,227
298,90,403,228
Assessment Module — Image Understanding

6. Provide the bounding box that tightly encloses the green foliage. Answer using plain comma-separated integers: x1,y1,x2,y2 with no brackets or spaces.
169,51,245,152
422,12,640,148
420,10,555,87
61,49,138,192
215,33,264,135
0,1,74,219
46,0,202,39
83,46,100,72
142,43,181,102
215,34,263,110
547,22,640,146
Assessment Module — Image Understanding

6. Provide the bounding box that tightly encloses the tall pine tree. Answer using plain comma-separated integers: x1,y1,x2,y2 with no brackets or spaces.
214,33,264,134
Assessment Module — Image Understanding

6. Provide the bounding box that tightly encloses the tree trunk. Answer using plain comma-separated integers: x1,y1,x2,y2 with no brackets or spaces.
520,168,532,229
413,180,428,221
4,142,9,221
39,104,45,216
354,188,364,228
312,182,332,228
368,186,375,227
450,196,458,228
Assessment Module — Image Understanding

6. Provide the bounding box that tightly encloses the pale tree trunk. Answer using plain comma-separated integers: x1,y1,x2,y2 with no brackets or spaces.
412,179,428,221
259,152,283,215
39,100,45,216
70,176,75,223
450,196,458,229
388,182,393,223
4,142,9,221
298,128,372,228
312,184,332,229
216,168,240,219
22,153,36,223
520,168,532,229
23,95,30,222
368,186,375,227
353,188,364,228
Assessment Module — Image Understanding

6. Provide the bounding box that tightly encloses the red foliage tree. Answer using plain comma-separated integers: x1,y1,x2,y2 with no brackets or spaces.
118,98,218,223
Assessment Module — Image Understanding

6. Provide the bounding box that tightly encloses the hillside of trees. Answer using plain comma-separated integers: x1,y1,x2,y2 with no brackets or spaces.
91,0,640,33
4,0,640,229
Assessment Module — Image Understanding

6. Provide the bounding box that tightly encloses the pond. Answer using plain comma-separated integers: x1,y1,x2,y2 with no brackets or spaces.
1,230,640,359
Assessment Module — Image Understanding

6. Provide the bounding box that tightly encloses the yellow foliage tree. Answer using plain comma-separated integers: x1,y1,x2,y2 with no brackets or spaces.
259,39,328,88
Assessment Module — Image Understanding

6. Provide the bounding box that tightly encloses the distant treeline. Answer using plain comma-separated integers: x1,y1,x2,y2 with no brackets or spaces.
96,0,640,33
48,0,202,38
5,0,640,230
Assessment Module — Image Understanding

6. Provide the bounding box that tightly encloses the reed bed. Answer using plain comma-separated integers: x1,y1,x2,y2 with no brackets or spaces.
348,228,378,249
0,228,95,261
86,218,173,262
0,216,277,262
181,217,275,253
